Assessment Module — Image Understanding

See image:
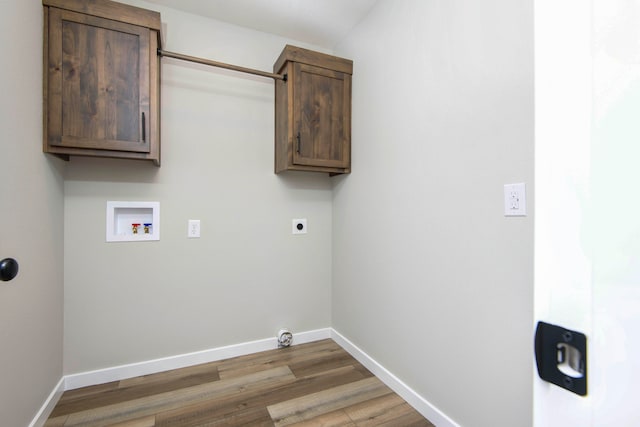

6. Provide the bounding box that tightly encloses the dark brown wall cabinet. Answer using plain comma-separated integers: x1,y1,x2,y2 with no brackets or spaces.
274,46,353,175
43,0,161,165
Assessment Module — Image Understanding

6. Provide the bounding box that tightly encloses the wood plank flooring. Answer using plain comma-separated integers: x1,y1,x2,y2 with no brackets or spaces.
45,339,434,426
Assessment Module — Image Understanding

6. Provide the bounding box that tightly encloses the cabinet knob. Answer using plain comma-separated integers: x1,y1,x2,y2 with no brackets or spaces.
0,258,19,282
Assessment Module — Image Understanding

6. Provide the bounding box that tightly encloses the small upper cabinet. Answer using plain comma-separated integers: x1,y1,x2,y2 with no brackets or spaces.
274,45,353,175
43,0,162,165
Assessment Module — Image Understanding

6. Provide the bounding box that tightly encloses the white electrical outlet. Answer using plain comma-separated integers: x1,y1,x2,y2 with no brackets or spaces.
292,218,307,234
504,183,527,216
188,219,201,238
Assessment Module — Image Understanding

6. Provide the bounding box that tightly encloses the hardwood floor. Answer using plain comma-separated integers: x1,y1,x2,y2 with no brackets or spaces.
45,339,434,426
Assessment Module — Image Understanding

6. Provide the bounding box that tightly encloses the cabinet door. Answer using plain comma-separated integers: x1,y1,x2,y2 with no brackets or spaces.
47,8,150,153
292,63,351,169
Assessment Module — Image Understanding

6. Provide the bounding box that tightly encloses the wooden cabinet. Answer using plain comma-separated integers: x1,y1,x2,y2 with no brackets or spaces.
274,45,353,175
43,0,161,165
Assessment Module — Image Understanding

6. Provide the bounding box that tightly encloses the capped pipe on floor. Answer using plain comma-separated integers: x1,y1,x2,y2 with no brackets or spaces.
277,329,292,348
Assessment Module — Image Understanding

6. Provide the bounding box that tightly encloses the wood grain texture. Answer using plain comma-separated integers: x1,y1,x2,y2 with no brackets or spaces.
273,45,353,75
45,340,433,426
267,377,391,426
294,63,350,170
43,0,161,31
55,8,148,150
43,1,160,164
274,46,352,175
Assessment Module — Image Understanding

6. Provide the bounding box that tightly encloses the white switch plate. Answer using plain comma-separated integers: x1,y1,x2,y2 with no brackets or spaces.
292,218,307,234
504,183,527,216
188,219,201,238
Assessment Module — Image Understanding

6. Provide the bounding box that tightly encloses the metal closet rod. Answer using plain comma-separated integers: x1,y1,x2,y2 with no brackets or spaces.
157,49,287,81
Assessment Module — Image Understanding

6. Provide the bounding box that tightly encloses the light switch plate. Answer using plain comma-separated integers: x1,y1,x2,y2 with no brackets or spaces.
504,183,527,216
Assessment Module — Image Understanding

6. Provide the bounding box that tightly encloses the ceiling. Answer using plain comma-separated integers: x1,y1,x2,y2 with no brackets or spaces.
143,0,377,48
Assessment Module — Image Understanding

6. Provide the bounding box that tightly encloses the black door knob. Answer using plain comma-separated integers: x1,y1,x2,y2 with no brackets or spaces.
0,258,19,281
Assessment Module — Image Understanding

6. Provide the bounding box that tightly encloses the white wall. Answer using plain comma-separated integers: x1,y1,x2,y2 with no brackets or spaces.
591,2,640,423
535,0,640,425
0,1,65,425
333,1,534,426
533,1,592,425
63,2,333,374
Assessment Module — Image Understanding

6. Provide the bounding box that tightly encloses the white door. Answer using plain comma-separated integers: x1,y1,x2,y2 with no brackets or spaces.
535,0,640,425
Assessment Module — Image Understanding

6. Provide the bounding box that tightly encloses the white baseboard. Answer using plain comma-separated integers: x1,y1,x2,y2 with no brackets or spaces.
29,376,64,427
64,328,332,390
331,329,459,427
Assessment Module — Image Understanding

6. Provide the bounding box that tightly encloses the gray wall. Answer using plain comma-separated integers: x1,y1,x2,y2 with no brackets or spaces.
0,1,65,425
63,3,334,374
332,1,534,426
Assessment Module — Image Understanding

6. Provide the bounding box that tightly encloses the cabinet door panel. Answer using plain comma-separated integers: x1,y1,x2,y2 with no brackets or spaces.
49,9,150,153
293,63,350,169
